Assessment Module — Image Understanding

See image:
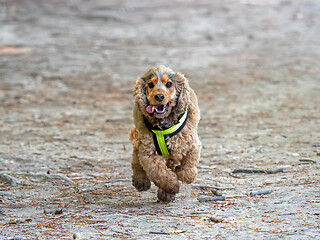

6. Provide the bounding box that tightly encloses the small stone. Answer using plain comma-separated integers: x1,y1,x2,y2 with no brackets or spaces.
211,189,222,196
209,216,224,223
0,173,20,186
15,218,25,224
264,180,273,185
73,233,82,239
44,208,63,214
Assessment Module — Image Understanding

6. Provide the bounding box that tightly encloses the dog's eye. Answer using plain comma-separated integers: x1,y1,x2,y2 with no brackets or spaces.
148,82,154,88
166,82,172,88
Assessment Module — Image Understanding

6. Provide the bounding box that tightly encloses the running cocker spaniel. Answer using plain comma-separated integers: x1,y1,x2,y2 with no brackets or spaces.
129,65,201,202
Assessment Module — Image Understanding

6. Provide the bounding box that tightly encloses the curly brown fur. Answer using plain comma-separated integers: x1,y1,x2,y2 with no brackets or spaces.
129,65,201,202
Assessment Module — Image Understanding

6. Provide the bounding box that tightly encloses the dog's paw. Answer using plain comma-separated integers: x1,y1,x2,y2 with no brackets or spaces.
176,167,197,184
132,176,151,192
156,179,180,194
157,188,175,202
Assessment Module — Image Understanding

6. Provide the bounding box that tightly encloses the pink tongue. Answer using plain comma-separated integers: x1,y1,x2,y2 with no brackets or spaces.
146,105,154,113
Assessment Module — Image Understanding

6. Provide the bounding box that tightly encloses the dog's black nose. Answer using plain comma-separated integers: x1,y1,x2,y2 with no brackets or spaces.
155,94,165,102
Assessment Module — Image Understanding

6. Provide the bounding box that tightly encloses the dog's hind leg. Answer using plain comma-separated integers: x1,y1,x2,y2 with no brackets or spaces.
130,127,151,192
132,145,151,191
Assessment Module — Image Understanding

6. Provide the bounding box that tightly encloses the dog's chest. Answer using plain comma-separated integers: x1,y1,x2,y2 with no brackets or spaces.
166,131,190,157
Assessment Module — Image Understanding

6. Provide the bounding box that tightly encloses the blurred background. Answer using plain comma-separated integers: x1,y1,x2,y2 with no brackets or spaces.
0,0,319,239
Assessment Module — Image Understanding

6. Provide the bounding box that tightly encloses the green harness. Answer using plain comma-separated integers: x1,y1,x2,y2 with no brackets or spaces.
144,109,189,157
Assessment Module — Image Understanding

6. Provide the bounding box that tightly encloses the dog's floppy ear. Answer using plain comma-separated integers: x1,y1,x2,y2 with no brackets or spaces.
174,72,190,112
134,77,148,109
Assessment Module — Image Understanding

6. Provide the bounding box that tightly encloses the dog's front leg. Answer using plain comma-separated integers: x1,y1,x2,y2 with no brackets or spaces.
139,147,180,200
176,144,200,184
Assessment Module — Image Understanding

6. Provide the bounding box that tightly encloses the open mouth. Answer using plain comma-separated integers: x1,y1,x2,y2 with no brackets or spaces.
146,102,171,115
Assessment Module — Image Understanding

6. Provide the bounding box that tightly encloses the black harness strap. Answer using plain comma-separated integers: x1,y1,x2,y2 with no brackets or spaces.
144,109,189,156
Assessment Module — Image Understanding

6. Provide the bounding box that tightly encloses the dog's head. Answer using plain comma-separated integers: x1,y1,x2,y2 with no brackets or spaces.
135,65,190,119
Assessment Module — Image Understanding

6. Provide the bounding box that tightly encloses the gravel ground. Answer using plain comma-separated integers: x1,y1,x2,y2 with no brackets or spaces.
0,0,319,239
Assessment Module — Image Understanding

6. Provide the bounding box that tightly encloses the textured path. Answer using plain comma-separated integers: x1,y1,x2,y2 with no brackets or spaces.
0,0,319,239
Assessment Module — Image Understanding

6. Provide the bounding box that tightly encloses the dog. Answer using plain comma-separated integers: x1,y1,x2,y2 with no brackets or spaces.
129,65,201,202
